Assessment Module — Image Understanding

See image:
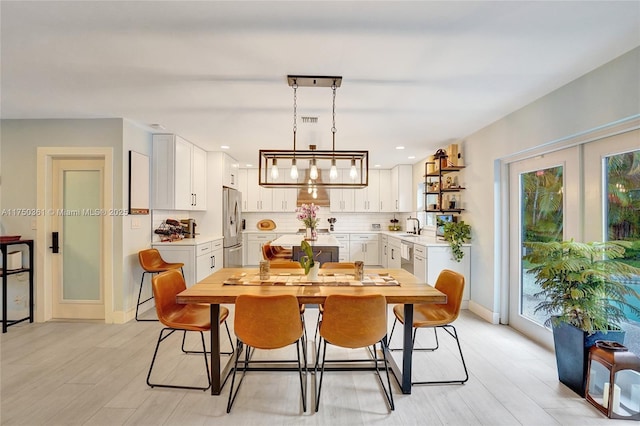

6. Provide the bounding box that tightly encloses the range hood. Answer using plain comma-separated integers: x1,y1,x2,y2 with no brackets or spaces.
296,169,330,207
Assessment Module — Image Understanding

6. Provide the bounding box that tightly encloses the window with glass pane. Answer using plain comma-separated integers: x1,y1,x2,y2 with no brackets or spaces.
606,150,640,324
520,166,563,325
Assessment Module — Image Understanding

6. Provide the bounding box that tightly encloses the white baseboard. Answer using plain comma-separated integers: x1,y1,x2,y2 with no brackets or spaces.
468,300,500,324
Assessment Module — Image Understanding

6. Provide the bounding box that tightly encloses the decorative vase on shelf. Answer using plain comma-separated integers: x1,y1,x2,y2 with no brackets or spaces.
306,263,319,281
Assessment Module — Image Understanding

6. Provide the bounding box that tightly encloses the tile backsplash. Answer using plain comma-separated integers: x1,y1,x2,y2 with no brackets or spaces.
243,208,417,233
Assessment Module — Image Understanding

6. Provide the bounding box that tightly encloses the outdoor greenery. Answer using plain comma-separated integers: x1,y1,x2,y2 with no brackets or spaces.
524,240,640,334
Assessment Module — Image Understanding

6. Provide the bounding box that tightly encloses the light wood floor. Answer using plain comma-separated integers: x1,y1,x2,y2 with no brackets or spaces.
1,308,621,425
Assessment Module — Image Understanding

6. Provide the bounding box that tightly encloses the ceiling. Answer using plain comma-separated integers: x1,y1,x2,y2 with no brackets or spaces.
2,1,639,168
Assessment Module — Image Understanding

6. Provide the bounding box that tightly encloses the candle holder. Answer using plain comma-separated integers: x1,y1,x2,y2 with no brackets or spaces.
585,341,640,420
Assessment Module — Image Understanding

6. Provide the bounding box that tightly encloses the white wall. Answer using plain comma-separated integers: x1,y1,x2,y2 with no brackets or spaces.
120,120,153,320
0,118,155,320
464,47,640,321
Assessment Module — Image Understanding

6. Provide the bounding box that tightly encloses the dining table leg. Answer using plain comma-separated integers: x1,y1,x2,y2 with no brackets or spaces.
210,303,221,395
401,303,414,394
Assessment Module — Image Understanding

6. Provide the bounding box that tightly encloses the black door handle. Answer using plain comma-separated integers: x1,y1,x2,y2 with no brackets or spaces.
50,232,59,253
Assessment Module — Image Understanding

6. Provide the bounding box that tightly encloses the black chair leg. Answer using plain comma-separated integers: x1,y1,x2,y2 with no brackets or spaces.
147,328,211,391
136,271,159,322
411,325,469,385
227,339,250,413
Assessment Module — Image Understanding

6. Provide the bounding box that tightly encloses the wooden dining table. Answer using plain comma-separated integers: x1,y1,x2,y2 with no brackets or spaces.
176,267,447,395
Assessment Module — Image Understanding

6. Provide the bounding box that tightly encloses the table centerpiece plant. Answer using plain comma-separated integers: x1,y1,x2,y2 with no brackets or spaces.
296,203,319,240
299,239,320,280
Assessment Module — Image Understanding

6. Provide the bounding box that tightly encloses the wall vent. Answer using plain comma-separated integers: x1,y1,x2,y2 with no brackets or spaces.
301,116,318,124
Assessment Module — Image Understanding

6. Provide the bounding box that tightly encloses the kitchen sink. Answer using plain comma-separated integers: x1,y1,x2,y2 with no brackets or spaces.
398,234,419,238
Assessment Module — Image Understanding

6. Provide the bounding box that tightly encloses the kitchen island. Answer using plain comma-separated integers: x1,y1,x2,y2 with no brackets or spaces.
271,234,340,263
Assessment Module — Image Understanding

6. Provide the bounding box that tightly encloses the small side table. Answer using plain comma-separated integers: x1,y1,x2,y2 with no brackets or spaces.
1,239,34,333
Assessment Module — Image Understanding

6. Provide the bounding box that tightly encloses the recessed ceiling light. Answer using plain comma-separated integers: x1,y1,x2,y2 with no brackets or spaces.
395,146,405,150
374,164,381,168
221,145,230,149
149,123,165,130
408,156,415,159
245,163,253,167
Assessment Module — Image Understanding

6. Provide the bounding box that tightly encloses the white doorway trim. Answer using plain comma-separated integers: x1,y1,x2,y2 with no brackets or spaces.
36,147,114,323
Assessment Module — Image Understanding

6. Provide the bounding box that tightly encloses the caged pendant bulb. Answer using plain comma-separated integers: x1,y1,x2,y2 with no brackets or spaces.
329,159,338,180
349,159,358,180
270,159,279,179
310,159,318,180
290,159,298,179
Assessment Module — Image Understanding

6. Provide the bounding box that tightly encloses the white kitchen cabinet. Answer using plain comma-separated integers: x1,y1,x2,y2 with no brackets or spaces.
426,245,470,306
329,170,355,212
245,232,276,266
380,234,388,268
243,169,273,212
413,244,427,282
387,236,401,269
348,233,380,265
222,153,240,189
331,233,350,262
380,165,412,212
354,169,380,212
152,238,222,287
272,174,297,212
152,134,207,211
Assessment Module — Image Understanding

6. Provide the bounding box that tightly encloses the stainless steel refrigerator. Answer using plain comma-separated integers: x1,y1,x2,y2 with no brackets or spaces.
223,187,243,267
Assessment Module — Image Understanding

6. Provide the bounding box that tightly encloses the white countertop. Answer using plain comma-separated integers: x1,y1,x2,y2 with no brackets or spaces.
244,229,467,247
152,235,223,245
271,234,340,247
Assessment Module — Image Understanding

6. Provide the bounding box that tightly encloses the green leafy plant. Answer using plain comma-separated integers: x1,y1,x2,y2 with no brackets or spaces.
299,240,315,274
524,240,640,334
442,221,471,262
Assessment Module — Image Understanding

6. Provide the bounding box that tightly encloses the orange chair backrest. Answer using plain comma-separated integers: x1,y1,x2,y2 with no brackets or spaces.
320,262,356,270
261,243,274,260
434,269,465,322
270,261,302,268
234,294,303,349
320,294,387,349
151,269,186,326
139,249,165,271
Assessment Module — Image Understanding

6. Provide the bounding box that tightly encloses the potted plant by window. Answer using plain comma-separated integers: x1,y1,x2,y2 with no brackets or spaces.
524,240,640,396
442,220,471,262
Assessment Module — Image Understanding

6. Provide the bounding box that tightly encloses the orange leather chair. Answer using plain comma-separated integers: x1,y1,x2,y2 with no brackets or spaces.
227,294,307,413
146,270,233,391
315,294,394,412
320,262,356,271
136,248,184,321
389,269,468,385
261,242,292,261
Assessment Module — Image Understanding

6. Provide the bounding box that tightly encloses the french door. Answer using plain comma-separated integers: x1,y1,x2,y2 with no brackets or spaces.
508,128,640,346
508,147,579,346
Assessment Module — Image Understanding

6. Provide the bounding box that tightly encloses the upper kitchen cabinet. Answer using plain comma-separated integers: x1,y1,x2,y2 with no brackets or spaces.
272,174,297,212
152,134,207,211
222,153,240,189
329,169,355,212
380,165,412,212
240,168,273,212
354,169,380,212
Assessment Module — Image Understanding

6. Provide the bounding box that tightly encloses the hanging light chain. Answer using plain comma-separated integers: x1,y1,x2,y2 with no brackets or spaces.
293,80,298,151
331,81,337,151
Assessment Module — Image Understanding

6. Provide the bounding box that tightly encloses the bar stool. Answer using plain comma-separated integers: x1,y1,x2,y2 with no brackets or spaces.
136,248,184,321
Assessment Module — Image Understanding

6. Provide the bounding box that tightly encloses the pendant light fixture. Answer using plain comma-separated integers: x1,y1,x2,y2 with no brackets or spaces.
258,75,368,188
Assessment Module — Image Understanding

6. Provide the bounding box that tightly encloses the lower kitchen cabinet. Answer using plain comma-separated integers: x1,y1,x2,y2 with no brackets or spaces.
245,232,276,266
387,237,402,269
348,233,379,265
414,244,470,307
331,233,350,262
152,237,224,287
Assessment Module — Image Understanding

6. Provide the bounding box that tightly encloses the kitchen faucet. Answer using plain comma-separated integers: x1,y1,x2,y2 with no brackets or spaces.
407,216,421,235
